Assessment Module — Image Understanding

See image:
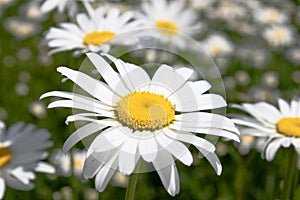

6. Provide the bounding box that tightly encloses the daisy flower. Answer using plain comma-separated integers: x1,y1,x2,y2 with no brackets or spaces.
40,0,94,17
72,149,86,179
0,121,54,199
41,53,239,196
50,148,86,179
253,7,288,24
262,25,294,47
232,97,300,167
45,6,143,55
138,0,202,49
50,149,72,177
201,33,234,57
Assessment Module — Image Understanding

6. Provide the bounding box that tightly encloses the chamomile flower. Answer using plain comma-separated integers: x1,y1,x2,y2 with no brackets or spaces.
138,0,202,49
0,121,54,199
202,33,234,57
253,7,288,24
232,97,300,168
262,25,294,47
45,6,143,55
41,53,239,196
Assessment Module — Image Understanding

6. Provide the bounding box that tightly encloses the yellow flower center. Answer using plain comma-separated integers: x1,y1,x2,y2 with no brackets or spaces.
271,29,287,42
266,10,279,23
211,44,223,55
241,135,255,143
276,117,300,137
73,157,83,169
115,91,175,131
0,145,12,169
155,20,178,36
83,31,116,46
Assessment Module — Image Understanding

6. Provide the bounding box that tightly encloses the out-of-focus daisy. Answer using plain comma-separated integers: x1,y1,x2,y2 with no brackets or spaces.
0,121,54,199
72,149,86,179
262,25,294,47
3,17,41,40
40,0,94,17
201,33,233,57
50,148,86,179
253,7,288,24
208,0,247,21
41,53,239,196
238,136,266,155
0,0,16,9
232,97,300,168
138,0,202,49
286,47,300,65
20,1,48,22
50,149,72,177
45,6,143,55
188,0,214,11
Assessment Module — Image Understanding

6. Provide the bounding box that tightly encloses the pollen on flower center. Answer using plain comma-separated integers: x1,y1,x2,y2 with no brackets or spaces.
115,91,175,131
0,145,12,168
155,20,178,36
83,31,116,46
276,117,300,137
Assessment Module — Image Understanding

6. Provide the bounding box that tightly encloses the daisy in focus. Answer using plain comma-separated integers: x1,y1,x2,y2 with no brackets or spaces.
138,0,202,49
45,6,143,55
41,53,239,196
201,33,234,58
262,25,294,47
0,121,55,199
232,97,300,167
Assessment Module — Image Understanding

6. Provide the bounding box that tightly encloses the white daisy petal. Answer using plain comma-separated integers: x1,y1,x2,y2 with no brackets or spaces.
4,173,34,191
86,52,129,96
291,97,300,117
40,91,112,111
0,177,5,199
156,132,193,166
90,127,129,153
170,124,240,142
199,149,222,175
278,98,291,117
34,162,55,174
138,133,158,162
95,153,118,192
63,122,107,153
57,67,117,105
175,112,239,133
163,128,216,152
152,149,179,196
118,137,138,175
83,150,116,179
265,138,284,161
150,65,192,96
255,102,282,123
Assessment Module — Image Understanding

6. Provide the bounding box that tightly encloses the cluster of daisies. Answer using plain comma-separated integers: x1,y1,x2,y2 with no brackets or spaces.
1,0,300,199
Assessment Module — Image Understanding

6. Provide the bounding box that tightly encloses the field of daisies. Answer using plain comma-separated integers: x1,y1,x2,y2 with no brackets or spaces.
1,0,300,199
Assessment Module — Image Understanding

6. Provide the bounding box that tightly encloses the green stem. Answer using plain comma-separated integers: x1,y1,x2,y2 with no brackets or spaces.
124,172,139,200
281,149,297,200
